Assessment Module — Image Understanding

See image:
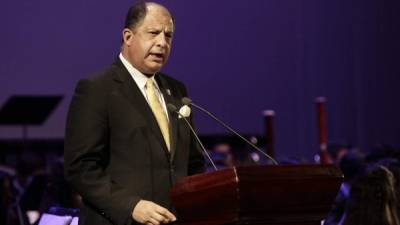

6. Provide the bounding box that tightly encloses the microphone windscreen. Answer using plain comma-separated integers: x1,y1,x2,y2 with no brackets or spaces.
181,97,192,105
167,103,178,112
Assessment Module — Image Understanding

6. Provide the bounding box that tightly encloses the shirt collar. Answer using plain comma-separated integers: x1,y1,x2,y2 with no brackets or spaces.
119,53,160,91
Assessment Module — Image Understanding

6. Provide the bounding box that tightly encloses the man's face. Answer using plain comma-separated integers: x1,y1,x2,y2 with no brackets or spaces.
123,5,174,75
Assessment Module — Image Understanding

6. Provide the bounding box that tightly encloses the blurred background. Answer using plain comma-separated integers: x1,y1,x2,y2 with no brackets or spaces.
0,0,399,224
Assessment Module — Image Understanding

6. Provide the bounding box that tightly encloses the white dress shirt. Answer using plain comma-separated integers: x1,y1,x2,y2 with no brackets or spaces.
119,53,169,120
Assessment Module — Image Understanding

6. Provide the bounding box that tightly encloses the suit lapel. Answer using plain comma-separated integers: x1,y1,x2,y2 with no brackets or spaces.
111,59,169,153
156,74,179,163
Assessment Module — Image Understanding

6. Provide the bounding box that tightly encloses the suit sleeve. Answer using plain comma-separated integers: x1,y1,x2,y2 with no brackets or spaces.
64,79,139,225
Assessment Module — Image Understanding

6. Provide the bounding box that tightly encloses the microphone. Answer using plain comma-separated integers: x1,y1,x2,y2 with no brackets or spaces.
167,103,218,171
181,97,279,165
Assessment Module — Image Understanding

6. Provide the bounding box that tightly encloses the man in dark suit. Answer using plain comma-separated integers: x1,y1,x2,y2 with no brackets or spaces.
64,2,205,225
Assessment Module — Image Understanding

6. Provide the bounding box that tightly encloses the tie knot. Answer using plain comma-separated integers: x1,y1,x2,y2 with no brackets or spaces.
146,78,154,88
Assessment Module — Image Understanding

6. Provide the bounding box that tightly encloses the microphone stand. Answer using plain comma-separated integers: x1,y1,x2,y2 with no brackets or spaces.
167,104,218,171
183,99,278,165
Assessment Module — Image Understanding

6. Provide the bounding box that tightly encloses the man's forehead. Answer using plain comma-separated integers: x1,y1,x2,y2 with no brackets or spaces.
146,2,170,15
146,4,172,19
141,12,174,31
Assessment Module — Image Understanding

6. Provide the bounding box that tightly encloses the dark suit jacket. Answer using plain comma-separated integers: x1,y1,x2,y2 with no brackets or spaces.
64,58,205,225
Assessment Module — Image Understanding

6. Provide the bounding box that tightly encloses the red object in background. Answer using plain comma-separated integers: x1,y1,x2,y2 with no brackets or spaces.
263,110,275,159
315,97,333,164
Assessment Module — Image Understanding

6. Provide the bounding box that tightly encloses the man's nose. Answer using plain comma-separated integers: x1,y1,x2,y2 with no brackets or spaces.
156,32,168,48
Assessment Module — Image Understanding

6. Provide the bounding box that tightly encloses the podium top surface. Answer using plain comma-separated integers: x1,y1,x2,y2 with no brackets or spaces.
0,95,63,125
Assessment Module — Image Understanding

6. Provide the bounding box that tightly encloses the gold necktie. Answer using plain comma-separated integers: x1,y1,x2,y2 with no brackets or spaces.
146,79,170,151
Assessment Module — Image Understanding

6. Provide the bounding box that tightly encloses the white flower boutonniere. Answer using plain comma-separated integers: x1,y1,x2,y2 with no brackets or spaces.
178,105,191,118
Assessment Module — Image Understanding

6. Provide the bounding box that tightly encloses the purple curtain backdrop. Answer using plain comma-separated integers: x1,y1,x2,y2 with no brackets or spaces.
0,0,399,159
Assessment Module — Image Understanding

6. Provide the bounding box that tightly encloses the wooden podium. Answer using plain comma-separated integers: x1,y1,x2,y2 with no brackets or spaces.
171,165,342,225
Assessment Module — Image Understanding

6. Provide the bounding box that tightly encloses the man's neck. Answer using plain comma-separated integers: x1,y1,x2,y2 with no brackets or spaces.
120,52,155,78
143,72,154,78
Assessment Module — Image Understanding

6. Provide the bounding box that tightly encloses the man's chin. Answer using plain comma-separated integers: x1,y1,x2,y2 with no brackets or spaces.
144,63,164,74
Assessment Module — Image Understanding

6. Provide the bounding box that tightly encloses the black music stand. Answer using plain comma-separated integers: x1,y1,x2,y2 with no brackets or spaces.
0,95,63,140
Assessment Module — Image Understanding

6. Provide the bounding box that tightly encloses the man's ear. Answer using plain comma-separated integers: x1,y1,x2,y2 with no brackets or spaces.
122,28,134,46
